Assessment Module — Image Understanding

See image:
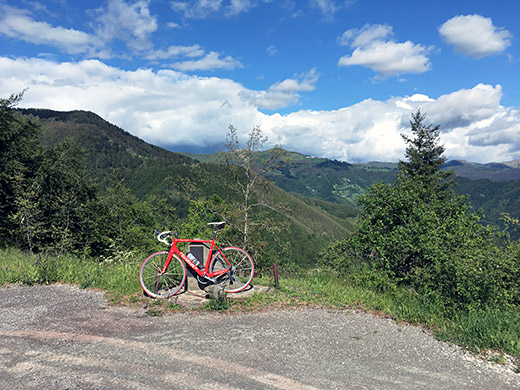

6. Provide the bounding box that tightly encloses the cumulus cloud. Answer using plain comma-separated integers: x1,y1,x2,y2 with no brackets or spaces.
260,84,520,162
439,14,512,58
0,6,100,55
0,56,260,148
338,23,432,78
0,57,518,163
418,84,502,129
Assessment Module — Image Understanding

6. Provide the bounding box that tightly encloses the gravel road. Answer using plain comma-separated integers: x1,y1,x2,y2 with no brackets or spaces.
0,284,519,389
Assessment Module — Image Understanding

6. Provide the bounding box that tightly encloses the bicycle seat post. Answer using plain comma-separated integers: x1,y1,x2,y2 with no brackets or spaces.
208,221,225,240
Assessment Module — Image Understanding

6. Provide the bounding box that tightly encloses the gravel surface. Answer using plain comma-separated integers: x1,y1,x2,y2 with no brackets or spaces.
0,284,519,389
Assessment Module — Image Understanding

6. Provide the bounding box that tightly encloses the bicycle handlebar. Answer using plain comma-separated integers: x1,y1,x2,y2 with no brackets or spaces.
155,230,173,246
154,222,225,246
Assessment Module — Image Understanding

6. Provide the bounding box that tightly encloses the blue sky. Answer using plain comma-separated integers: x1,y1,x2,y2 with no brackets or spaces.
0,0,519,162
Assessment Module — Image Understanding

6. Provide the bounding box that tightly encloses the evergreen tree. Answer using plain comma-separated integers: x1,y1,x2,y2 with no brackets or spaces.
399,110,446,178
322,110,519,309
398,110,454,192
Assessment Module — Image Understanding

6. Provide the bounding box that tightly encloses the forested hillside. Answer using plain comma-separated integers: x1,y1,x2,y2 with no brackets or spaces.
14,107,354,268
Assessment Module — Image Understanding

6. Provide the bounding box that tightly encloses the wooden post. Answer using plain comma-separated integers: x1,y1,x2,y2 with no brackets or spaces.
273,263,279,288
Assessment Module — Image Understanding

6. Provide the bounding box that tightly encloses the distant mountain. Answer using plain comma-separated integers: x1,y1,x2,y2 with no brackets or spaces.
442,159,520,181
265,152,398,205
183,150,399,206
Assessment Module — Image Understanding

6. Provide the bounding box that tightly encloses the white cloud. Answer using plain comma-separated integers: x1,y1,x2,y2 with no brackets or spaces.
309,0,341,22
145,45,205,60
0,3,241,72
91,0,158,52
248,68,319,110
171,51,243,71
338,23,392,47
166,22,181,29
0,57,518,163
0,1,160,57
227,0,255,16
0,56,259,148
171,0,222,18
171,0,255,18
439,14,512,58
266,45,277,56
418,84,502,129
0,6,100,54
260,84,520,162
338,24,432,78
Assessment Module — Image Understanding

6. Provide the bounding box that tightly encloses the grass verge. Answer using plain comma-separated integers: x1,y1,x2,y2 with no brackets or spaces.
1,248,518,366
0,247,141,303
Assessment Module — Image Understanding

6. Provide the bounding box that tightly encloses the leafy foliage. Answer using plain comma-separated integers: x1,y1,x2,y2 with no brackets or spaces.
0,93,42,244
322,111,520,310
1,98,160,259
455,176,520,238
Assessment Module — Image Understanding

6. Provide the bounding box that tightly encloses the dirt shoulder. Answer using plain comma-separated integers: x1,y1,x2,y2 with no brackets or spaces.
0,284,519,389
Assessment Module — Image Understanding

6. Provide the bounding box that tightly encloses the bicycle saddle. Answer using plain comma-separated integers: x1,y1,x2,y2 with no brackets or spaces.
208,221,226,229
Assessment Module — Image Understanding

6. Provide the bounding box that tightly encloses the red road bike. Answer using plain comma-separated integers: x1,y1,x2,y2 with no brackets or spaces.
139,222,254,299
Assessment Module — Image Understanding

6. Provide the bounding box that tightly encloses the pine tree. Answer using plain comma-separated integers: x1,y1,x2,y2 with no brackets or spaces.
398,110,452,188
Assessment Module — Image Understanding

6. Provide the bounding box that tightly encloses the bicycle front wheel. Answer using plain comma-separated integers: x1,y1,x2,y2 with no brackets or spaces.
139,251,186,299
209,247,254,293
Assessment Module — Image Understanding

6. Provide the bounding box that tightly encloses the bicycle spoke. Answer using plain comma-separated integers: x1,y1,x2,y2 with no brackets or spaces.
139,252,186,299
209,247,254,293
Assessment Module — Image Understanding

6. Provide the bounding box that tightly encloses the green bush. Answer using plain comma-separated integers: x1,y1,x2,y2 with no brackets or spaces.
322,176,519,310
321,111,520,310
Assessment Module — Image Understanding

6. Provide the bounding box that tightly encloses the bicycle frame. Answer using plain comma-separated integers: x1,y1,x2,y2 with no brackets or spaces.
161,237,231,280
141,223,254,297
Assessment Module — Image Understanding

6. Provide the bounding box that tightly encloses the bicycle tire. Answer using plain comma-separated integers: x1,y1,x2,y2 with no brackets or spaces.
139,251,186,299
209,247,254,293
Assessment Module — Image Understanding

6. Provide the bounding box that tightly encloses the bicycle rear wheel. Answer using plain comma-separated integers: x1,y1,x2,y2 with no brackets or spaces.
139,251,186,298
209,247,254,293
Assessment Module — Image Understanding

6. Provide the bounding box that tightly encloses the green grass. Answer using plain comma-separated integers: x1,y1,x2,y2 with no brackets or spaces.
1,248,519,364
0,247,141,302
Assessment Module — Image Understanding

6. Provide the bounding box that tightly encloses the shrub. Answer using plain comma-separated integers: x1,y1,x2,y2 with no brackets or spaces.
321,111,520,310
